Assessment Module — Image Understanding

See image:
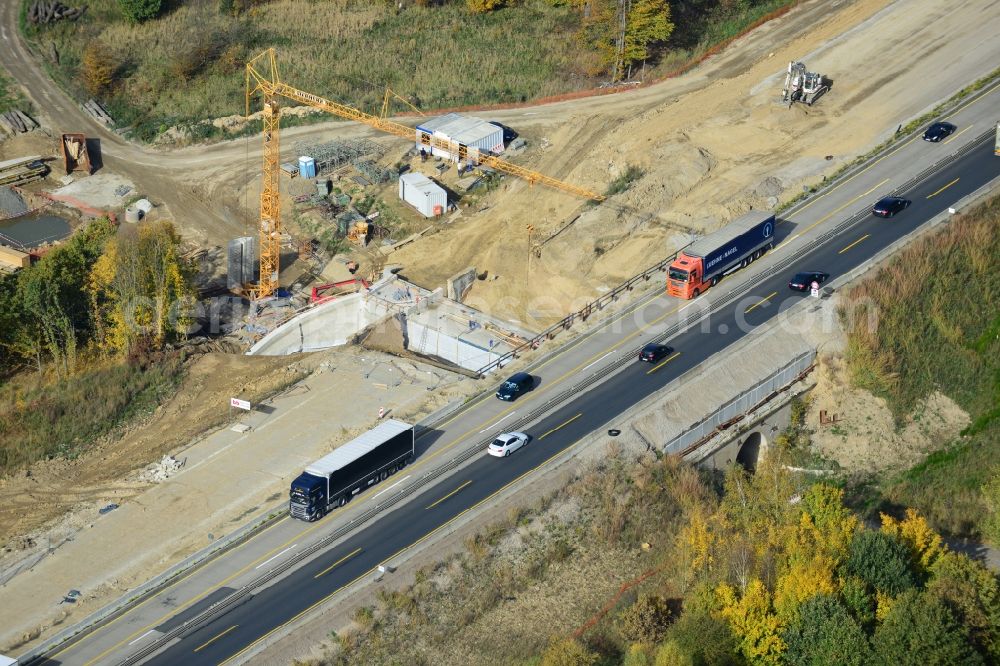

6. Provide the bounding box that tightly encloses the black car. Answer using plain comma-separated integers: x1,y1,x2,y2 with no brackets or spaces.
638,343,673,363
496,372,533,401
872,196,911,218
788,271,829,292
922,121,957,142
488,121,518,144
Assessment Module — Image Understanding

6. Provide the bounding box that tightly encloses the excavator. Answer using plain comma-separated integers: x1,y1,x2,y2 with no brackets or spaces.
781,61,830,107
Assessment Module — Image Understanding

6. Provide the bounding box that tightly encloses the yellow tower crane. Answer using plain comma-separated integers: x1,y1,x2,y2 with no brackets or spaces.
244,48,604,300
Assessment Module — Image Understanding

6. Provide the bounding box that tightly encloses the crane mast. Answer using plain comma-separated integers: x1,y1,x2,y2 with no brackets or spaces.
244,48,603,299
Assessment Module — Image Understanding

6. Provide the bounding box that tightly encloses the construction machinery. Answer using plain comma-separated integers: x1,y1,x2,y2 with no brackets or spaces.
781,61,830,107
244,48,604,299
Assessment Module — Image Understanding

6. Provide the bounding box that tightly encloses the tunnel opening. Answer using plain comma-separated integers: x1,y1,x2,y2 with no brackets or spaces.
735,431,764,472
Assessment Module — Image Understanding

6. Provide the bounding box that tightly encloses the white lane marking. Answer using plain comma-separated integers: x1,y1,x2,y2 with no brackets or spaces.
255,545,297,570
581,351,614,372
373,475,411,499
129,630,157,646
478,412,516,433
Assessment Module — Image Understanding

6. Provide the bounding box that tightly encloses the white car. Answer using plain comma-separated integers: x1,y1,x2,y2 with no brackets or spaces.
488,432,530,457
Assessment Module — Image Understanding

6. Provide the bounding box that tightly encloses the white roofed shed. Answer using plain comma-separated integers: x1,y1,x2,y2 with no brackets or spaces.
306,419,412,478
415,112,504,161
398,173,447,217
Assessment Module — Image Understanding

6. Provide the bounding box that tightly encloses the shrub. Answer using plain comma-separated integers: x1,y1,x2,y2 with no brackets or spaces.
118,0,163,23
841,531,915,597
616,594,672,643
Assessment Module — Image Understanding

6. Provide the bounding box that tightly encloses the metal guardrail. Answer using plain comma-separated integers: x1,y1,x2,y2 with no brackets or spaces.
475,253,679,375
667,350,816,455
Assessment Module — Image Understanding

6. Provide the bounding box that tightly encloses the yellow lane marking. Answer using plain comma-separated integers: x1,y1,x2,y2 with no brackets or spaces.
790,134,917,218
193,625,238,653
927,177,959,198
744,291,778,315
425,481,472,510
313,547,362,579
646,351,681,375
838,234,870,255
220,439,587,666
539,413,582,440
79,516,290,665
774,178,888,251
941,124,972,145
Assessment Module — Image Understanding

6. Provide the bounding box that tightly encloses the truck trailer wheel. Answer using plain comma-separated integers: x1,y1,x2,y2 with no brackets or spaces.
380,470,388,481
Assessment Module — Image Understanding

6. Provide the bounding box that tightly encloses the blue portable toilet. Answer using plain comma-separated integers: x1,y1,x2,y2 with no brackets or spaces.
298,156,317,179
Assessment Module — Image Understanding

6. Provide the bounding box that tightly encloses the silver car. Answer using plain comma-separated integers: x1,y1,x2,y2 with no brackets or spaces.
488,432,530,457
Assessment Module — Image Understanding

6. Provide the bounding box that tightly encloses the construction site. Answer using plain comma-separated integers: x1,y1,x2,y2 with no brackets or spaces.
1,0,999,658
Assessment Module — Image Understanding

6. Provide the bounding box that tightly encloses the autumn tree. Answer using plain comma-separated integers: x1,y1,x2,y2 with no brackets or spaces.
540,637,598,666
465,0,507,12
88,221,195,355
716,579,785,665
782,594,872,666
579,0,674,80
81,41,116,97
880,508,946,574
873,589,983,665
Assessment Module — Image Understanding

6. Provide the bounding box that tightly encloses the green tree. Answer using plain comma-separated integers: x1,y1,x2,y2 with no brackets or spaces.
617,594,672,643
841,531,915,597
661,608,743,665
620,0,673,78
540,637,598,666
982,468,1000,546
623,643,654,666
117,0,162,22
838,575,876,629
873,589,984,666
926,551,1000,662
782,595,872,666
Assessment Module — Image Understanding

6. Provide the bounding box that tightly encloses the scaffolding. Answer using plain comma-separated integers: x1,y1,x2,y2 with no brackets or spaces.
293,138,386,176
353,159,396,184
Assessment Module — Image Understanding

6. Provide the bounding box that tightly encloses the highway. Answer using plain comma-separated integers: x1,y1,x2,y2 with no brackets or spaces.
28,71,1000,663
129,130,1000,663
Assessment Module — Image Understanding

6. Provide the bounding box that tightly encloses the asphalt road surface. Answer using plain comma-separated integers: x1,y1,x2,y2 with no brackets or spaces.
141,132,1000,666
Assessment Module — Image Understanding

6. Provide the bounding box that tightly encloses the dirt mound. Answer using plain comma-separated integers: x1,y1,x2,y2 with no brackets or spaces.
806,354,970,474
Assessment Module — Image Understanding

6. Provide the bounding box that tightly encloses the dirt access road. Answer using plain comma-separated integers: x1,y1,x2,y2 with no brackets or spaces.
0,0,943,249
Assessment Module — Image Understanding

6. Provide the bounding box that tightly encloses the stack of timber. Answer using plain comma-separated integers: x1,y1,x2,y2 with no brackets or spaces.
27,1,87,24
61,133,92,175
0,156,47,187
83,99,114,126
0,111,38,135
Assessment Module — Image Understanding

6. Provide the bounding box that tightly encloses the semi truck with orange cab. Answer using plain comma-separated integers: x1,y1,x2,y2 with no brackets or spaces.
667,210,775,299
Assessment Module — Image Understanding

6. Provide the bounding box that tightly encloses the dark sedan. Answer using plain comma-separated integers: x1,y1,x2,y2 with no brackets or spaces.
872,196,911,218
638,343,673,363
788,271,829,292
922,121,957,142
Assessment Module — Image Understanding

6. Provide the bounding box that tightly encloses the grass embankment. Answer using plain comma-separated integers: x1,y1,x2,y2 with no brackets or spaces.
0,354,187,471
20,0,798,143
841,193,1000,537
0,67,33,116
